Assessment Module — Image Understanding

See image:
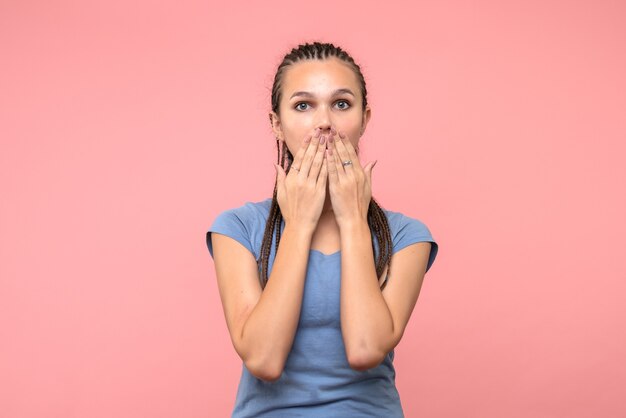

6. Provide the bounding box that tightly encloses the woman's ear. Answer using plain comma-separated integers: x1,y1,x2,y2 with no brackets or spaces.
269,111,283,140
360,105,372,136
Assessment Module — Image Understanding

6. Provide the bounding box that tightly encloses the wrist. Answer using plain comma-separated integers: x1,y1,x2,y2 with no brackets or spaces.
338,218,370,236
283,222,316,240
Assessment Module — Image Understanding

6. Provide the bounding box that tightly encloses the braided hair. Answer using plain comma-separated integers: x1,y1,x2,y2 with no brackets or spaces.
258,41,394,290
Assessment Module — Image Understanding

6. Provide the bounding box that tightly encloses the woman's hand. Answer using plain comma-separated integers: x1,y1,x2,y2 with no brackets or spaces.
325,130,377,228
274,127,329,230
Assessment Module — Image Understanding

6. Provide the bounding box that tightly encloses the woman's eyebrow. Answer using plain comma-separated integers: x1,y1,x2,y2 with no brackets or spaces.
289,88,355,100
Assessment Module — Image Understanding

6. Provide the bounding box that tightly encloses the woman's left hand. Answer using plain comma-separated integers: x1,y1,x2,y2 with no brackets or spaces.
326,129,378,228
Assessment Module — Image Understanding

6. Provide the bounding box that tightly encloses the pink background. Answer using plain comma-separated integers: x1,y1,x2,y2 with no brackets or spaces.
1,1,625,417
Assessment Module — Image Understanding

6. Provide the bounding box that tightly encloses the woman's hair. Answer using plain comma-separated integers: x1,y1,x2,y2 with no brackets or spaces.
258,41,394,290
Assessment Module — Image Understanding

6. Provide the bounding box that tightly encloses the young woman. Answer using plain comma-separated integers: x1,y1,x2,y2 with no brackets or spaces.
206,41,439,417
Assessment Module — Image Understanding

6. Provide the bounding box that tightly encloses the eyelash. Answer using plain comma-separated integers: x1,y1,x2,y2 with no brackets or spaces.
294,100,351,111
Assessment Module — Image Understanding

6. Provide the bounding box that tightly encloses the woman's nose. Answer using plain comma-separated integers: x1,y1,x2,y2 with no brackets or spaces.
316,123,337,137
315,106,334,134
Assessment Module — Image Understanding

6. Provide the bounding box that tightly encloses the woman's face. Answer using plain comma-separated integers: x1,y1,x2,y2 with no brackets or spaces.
270,57,371,158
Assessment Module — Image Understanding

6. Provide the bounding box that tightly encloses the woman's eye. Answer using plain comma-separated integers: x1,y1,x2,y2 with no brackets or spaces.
294,100,351,111
336,100,350,110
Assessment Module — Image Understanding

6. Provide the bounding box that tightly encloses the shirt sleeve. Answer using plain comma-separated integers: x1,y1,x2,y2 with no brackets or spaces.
393,215,439,273
205,208,256,260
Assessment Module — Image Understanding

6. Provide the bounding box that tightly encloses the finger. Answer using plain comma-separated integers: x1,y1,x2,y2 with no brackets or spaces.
308,132,327,182
328,132,346,177
338,131,360,164
289,128,321,175
334,131,360,174
287,131,312,176
367,160,378,184
274,163,286,186
326,143,340,184
299,130,324,178
317,151,328,188
364,160,376,184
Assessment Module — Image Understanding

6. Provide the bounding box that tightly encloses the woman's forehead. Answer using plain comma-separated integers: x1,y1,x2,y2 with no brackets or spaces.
282,58,359,94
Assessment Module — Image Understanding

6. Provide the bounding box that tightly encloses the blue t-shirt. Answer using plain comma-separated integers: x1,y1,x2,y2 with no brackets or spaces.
206,197,439,417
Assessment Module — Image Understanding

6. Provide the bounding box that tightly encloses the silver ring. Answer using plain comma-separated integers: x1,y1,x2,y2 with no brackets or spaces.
342,160,352,167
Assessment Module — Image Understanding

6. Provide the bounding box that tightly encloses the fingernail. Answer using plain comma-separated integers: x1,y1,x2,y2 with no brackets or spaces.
315,128,321,137
320,136,326,144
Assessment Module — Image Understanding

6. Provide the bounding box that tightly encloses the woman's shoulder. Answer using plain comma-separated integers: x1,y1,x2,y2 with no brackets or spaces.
381,206,431,232
380,205,439,272
215,197,273,221
206,197,274,260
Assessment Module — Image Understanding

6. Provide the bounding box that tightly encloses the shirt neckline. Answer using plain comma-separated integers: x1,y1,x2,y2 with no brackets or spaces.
310,249,341,257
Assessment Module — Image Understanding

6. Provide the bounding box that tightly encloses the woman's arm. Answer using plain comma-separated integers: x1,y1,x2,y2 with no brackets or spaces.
212,222,314,382
339,220,431,371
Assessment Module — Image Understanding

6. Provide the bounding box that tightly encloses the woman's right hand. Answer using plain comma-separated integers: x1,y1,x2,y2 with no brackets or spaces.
274,127,329,230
